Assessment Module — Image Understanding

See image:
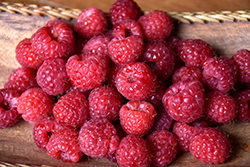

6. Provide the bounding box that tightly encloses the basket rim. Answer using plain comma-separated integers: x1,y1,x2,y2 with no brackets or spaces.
1,1,250,23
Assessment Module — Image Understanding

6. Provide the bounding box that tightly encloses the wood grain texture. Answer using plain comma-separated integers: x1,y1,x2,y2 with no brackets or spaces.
1,12,250,167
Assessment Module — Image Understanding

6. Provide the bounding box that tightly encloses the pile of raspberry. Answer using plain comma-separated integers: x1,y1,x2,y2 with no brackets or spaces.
2,0,250,165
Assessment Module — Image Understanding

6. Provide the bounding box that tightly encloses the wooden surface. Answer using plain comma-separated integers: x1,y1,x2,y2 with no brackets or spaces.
1,11,250,166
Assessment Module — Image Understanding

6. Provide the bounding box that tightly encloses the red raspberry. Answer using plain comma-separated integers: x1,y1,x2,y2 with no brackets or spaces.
4,67,38,94
151,108,174,131
166,34,181,54
234,89,250,122
109,0,142,25
0,89,20,129
178,39,214,68
112,19,143,39
138,10,173,41
31,20,75,60
172,66,202,83
146,130,178,167
205,91,236,124
65,84,91,98
119,101,156,136
17,88,54,124
36,58,70,96
142,42,175,81
79,118,119,158
88,85,124,122
33,117,62,151
232,49,250,82
202,57,237,93
107,63,122,88
46,127,82,163
115,62,158,101
173,121,205,152
162,80,205,123
116,135,152,167
66,54,109,90
190,128,231,164
15,38,43,69
74,6,108,39
53,91,89,128
108,35,144,64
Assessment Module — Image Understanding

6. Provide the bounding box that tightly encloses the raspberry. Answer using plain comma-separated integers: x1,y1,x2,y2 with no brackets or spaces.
36,58,70,96
116,135,152,167
115,62,158,101
205,91,236,124
109,0,142,25
31,20,75,60
151,108,174,131
202,57,237,93
119,101,156,136
66,54,109,90
146,130,178,166
234,89,250,122
88,85,124,122
108,35,144,65
178,39,214,68
162,80,205,123
172,66,202,83
190,128,231,164
138,10,173,41
232,49,250,82
46,127,82,163
65,84,92,98
173,121,205,152
166,34,181,54
15,38,43,69
33,117,62,151
53,91,89,128
107,63,122,88
0,89,21,129
142,41,175,81
74,6,108,39
79,118,119,158
17,88,54,124
4,67,38,94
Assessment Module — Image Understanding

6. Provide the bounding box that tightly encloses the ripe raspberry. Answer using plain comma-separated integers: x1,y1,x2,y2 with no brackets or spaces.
107,63,122,88
119,101,157,136
108,35,144,64
232,49,250,82
65,84,91,98
0,89,20,129
166,34,181,54
162,80,205,123
109,0,142,25
17,88,54,124
178,39,214,68
116,135,152,167
115,62,158,101
66,54,109,90
202,57,237,93
36,58,70,96
172,66,202,83
142,41,175,81
79,118,119,158
31,20,75,60
190,128,231,164
234,89,250,122
88,85,123,122
53,91,89,128
33,117,62,151
173,121,205,152
138,10,173,41
146,130,178,167
46,127,82,163
15,38,43,69
151,108,174,131
4,67,38,94
205,91,236,124
74,6,108,39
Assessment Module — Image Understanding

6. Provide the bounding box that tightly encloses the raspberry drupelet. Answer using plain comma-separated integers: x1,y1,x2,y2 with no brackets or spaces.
234,89,250,122
172,66,202,83
151,107,174,131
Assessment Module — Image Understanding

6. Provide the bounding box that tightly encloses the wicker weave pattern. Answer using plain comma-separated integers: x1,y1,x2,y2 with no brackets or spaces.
1,2,250,23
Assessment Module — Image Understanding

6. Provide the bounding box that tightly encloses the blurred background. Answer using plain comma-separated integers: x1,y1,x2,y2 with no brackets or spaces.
1,0,250,12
